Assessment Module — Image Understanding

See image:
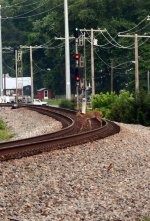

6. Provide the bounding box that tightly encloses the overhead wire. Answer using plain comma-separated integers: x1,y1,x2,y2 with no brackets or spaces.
2,1,38,9
3,59,15,73
3,0,30,7
3,1,47,19
83,28,134,49
2,3,64,20
101,31,134,49
85,29,150,50
118,16,148,34
81,16,150,49
95,50,135,71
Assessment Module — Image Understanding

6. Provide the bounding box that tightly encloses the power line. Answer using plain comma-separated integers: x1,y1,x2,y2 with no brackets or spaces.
2,3,63,20
2,1,38,9
7,1,46,18
3,0,30,7
119,16,148,34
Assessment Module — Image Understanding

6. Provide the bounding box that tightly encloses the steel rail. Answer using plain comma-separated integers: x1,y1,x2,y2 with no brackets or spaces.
0,105,120,161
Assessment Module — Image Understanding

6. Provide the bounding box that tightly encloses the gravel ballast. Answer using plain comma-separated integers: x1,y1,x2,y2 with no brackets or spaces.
0,107,150,221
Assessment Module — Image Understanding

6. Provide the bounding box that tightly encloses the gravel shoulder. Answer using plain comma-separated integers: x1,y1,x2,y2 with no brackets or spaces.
0,107,62,140
0,107,150,221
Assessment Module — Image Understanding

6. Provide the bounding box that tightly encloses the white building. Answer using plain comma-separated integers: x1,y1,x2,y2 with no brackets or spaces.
3,74,31,96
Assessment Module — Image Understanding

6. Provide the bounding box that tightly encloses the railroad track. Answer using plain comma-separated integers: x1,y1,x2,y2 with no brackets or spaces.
0,104,120,161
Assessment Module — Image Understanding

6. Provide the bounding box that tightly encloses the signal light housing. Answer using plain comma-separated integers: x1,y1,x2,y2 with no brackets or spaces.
74,54,80,60
75,67,80,82
74,28,80,38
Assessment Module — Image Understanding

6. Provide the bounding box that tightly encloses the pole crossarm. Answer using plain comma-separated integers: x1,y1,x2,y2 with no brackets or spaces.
80,28,107,32
20,45,45,49
118,34,150,38
55,37,74,40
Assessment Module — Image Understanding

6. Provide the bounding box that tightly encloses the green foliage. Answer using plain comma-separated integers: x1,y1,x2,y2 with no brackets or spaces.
92,92,118,118
0,119,13,141
92,92,118,109
0,119,5,130
110,90,135,123
135,92,150,126
1,0,150,96
47,99,61,106
138,218,150,221
92,91,150,126
59,98,76,110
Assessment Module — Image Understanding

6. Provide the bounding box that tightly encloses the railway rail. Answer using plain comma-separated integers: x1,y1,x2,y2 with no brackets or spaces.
0,104,120,161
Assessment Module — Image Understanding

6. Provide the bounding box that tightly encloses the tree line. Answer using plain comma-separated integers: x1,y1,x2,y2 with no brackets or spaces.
1,0,150,96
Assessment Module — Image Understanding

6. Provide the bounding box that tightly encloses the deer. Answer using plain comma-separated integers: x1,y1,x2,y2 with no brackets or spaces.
76,111,103,131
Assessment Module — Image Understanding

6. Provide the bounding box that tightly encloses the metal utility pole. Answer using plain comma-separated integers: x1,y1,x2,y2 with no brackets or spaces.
83,32,87,91
82,32,87,113
20,45,44,103
118,33,150,95
111,59,114,92
148,70,150,94
75,35,79,110
64,0,71,99
134,34,139,94
15,49,18,103
80,28,106,96
30,46,34,103
91,28,95,96
0,5,3,96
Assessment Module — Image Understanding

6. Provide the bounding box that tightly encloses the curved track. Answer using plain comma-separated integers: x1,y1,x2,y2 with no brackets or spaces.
0,104,120,161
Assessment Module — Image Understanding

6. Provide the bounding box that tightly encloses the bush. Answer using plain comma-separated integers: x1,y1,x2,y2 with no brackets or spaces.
59,98,76,110
0,119,5,130
91,92,118,118
110,91,136,123
135,92,150,126
89,91,150,126
0,118,13,141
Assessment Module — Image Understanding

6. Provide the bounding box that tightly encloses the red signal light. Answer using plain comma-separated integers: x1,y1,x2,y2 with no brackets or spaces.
75,76,80,81
75,67,80,82
74,54,80,60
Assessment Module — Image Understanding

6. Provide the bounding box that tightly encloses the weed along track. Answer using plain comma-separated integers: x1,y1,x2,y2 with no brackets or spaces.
0,105,120,161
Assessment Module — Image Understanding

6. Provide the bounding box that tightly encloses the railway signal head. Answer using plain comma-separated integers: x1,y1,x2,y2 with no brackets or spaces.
74,53,80,60
74,28,80,38
75,67,80,82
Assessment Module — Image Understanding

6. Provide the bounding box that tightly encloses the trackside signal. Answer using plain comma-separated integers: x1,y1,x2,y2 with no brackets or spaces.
74,53,80,60
74,28,81,38
75,67,80,82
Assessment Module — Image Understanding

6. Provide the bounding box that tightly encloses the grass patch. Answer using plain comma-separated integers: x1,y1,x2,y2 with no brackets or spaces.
46,99,61,106
0,119,13,141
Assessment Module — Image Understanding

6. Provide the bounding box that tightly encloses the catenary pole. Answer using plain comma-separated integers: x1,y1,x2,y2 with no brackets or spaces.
134,34,139,94
148,70,150,94
30,46,34,103
111,59,114,92
118,33,150,95
15,49,18,103
0,5,3,96
91,28,95,96
64,0,71,99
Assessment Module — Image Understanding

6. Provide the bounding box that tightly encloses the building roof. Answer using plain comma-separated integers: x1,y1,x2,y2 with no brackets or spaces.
37,88,47,91
3,75,31,89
